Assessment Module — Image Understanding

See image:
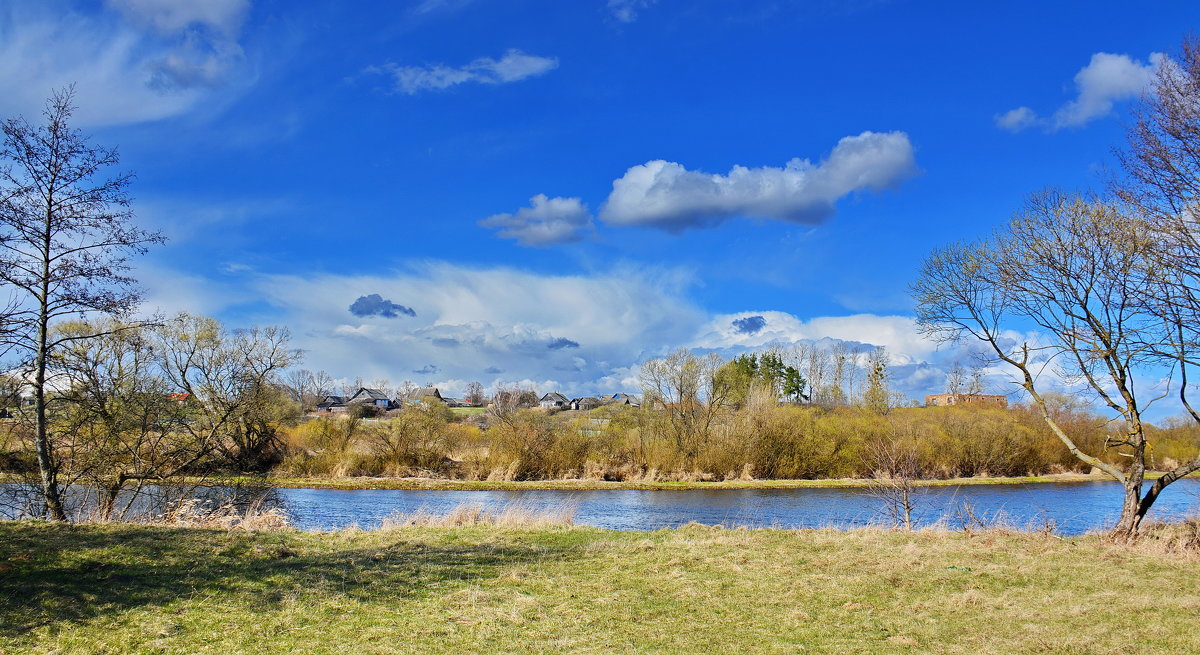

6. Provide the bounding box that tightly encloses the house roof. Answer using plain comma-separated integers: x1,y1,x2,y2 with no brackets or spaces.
540,392,569,403
410,387,443,399
348,388,390,403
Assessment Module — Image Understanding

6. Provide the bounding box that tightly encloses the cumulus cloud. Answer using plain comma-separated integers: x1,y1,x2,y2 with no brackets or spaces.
367,49,558,94
479,194,594,246
696,311,941,363
598,131,918,231
997,52,1164,132
608,0,658,23
250,262,701,394
348,294,416,319
731,315,767,335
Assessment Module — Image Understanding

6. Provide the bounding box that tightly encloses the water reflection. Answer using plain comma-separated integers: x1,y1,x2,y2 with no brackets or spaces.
3,479,1197,535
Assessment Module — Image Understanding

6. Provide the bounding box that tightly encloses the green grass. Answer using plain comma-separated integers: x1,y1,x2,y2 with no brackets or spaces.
3,521,1198,654
449,407,487,416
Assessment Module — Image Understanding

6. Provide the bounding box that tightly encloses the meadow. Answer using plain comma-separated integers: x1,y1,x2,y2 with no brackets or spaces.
3,519,1198,654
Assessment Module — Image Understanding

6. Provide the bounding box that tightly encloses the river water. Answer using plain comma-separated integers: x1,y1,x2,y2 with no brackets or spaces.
4,479,1197,535
276,479,1200,535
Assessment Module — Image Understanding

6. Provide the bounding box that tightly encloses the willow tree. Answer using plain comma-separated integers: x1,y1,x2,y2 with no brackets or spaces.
913,191,1174,539
0,88,163,520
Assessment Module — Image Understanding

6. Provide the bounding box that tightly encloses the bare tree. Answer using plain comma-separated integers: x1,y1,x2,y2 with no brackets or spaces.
0,88,164,520
944,362,966,395
47,320,200,520
865,426,921,530
282,369,335,408
154,314,300,473
464,380,485,405
1113,36,1200,502
639,349,729,460
913,191,1171,539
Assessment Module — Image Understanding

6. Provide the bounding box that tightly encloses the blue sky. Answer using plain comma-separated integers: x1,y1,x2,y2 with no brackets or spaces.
2,0,1197,408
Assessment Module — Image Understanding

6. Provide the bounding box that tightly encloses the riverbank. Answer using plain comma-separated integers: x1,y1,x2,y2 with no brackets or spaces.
205,471,1128,490
3,521,1198,654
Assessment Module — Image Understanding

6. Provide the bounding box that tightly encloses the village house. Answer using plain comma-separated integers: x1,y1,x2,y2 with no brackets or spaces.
406,387,445,404
347,387,393,409
570,396,602,411
605,393,642,408
314,395,348,413
539,392,569,409
924,393,1008,409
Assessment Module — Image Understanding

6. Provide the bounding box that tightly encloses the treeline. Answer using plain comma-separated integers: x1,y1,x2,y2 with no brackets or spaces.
276,400,1200,482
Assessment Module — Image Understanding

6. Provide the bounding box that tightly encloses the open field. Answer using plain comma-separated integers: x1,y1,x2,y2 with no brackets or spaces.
3,521,1198,654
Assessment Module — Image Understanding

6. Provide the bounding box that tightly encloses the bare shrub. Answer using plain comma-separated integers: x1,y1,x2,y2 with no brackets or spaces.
379,501,576,528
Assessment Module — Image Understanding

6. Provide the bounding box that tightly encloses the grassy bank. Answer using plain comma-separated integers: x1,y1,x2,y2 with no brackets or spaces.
202,471,1129,491
3,521,1198,654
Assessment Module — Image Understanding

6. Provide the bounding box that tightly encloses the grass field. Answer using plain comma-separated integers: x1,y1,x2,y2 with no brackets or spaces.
3,521,1198,654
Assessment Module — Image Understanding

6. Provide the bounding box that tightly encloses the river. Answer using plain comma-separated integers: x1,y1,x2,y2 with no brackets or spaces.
4,479,1197,534
276,479,1200,534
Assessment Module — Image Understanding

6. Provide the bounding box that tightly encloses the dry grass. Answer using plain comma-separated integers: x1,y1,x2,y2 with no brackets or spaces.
4,521,1200,654
154,497,292,531
379,501,577,528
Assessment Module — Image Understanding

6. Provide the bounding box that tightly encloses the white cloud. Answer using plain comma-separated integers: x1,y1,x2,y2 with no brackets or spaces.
479,194,594,247
994,106,1038,132
608,0,658,23
0,0,252,126
136,259,1084,404
1054,52,1163,128
244,262,701,395
368,49,559,94
694,311,940,363
598,131,918,231
106,0,248,36
997,52,1164,132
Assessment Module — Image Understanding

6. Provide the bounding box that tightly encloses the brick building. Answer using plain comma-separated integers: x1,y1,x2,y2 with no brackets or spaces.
924,393,1008,409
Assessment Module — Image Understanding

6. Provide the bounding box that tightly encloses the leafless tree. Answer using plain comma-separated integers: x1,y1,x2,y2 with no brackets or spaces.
464,380,485,405
0,88,164,520
154,314,300,473
913,191,1172,539
865,426,921,530
282,368,335,408
46,320,200,520
944,362,966,395
1112,36,1200,499
640,349,730,460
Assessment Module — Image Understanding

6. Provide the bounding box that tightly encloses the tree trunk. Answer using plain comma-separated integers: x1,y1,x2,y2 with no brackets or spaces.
33,288,65,521
1110,481,1146,540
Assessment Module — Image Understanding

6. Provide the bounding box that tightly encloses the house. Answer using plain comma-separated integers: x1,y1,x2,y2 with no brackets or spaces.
539,392,569,409
925,393,1008,409
406,387,445,404
443,397,469,408
604,393,642,408
570,396,603,411
348,388,393,409
315,395,348,413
